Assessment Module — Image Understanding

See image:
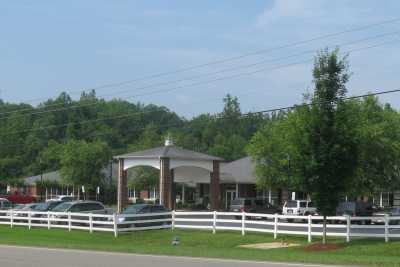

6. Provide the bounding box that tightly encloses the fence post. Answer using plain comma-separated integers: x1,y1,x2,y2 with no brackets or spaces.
10,209,13,228
89,213,93,233
171,210,175,231
384,214,389,242
68,212,71,232
47,211,51,229
274,213,278,239
307,215,312,243
346,215,351,243
113,213,118,238
241,212,246,236
28,211,31,230
212,211,217,234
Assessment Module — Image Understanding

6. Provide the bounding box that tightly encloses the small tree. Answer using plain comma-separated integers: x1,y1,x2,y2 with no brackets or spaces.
249,49,358,244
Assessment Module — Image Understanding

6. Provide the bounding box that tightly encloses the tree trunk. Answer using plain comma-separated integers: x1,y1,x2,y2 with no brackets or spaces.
323,215,327,245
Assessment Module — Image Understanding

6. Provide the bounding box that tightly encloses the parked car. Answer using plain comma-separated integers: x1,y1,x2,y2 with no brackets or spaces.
50,201,109,225
46,195,75,202
336,201,373,224
372,207,400,225
230,198,281,219
51,201,107,214
33,201,64,212
282,200,318,216
0,198,11,210
117,204,171,228
0,194,36,204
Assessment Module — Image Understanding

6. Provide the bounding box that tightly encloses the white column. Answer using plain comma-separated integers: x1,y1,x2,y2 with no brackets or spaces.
380,192,383,208
235,183,239,199
268,189,272,203
182,184,185,204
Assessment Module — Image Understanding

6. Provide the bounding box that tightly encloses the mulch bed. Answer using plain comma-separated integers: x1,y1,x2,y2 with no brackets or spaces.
303,243,343,252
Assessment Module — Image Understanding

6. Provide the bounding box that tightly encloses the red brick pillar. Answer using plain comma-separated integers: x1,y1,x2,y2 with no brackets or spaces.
160,158,174,209
117,159,128,213
210,160,220,210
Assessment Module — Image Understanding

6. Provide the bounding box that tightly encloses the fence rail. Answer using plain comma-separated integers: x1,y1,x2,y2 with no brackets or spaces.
1,209,399,242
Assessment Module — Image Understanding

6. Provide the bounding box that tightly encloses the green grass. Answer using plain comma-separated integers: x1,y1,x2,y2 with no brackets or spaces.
0,226,399,266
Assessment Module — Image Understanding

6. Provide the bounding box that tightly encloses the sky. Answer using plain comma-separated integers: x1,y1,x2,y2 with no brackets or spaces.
1,0,399,118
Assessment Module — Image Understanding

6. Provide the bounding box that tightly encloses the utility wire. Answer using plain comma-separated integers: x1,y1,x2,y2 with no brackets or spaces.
0,40,398,138
1,32,399,120
1,87,399,142
3,17,400,108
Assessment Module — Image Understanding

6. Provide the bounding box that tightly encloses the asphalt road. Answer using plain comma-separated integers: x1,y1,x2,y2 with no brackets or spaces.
0,245,344,267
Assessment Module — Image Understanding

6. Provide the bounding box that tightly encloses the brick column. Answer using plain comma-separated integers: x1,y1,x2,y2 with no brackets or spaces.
210,160,220,210
160,157,174,209
117,159,128,213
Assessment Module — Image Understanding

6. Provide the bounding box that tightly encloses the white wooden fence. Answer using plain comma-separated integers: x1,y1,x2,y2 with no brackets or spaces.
173,211,400,243
1,210,400,242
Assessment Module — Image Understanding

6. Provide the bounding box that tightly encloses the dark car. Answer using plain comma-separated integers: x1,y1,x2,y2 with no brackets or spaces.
118,204,171,228
229,198,281,219
336,201,373,224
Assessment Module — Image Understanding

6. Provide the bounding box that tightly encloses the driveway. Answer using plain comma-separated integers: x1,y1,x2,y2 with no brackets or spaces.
0,245,345,267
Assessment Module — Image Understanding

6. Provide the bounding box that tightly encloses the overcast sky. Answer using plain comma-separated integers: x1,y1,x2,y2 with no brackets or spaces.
1,0,399,117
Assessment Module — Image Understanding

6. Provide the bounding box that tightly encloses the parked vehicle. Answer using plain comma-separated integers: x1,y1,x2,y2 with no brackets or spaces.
0,194,36,204
50,201,109,225
0,198,11,210
372,207,400,225
282,200,318,216
117,204,171,228
51,201,107,214
230,198,281,219
46,195,75,202
336,201,373,224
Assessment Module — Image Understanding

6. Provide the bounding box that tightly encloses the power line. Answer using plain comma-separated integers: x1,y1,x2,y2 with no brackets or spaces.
1,87,399,142
1,32,399,120
4,17,400,107
0,40,398,138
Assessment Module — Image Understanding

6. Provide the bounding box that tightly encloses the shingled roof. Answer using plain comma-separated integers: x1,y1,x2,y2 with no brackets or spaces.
115,145,223,161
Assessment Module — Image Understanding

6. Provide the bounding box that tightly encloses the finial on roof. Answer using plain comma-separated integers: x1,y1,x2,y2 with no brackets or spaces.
165,136,174,146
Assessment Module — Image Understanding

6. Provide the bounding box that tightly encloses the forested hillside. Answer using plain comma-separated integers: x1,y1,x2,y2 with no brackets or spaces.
0,91,269,186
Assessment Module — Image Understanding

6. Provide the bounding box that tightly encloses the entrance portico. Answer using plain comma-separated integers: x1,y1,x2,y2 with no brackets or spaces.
114,140,223,213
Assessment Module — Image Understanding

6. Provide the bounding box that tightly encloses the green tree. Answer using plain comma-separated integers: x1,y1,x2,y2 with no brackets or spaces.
249,49,358,244
59,140,112,195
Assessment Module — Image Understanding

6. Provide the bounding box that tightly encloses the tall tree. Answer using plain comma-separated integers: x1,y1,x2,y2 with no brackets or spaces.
59,139,112,194
249,49,358,244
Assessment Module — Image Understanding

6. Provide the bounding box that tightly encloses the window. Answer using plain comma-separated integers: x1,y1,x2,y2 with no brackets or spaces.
286,201,297,208
140,206,151,213
244,200,252,206
87,203,103,211
255,199,264,206
299,202,307,208
152,206,166,212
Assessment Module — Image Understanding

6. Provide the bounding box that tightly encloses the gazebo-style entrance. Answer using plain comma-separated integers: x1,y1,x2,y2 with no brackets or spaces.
114,140,223,213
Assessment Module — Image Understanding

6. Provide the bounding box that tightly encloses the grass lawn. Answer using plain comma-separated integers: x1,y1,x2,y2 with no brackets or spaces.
0,226,399,266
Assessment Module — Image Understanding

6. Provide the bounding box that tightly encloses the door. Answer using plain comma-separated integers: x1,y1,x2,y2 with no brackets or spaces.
225,190,237,210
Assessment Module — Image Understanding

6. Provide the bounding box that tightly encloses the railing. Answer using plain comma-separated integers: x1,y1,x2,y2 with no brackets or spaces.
1,209,399,242
173,211,400,243
0,210,172,237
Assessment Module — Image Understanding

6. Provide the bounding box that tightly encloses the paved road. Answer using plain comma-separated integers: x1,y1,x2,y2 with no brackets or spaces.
0,245,344,267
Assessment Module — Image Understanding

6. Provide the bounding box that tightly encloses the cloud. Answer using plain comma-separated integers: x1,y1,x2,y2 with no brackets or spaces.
256,0,325,28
